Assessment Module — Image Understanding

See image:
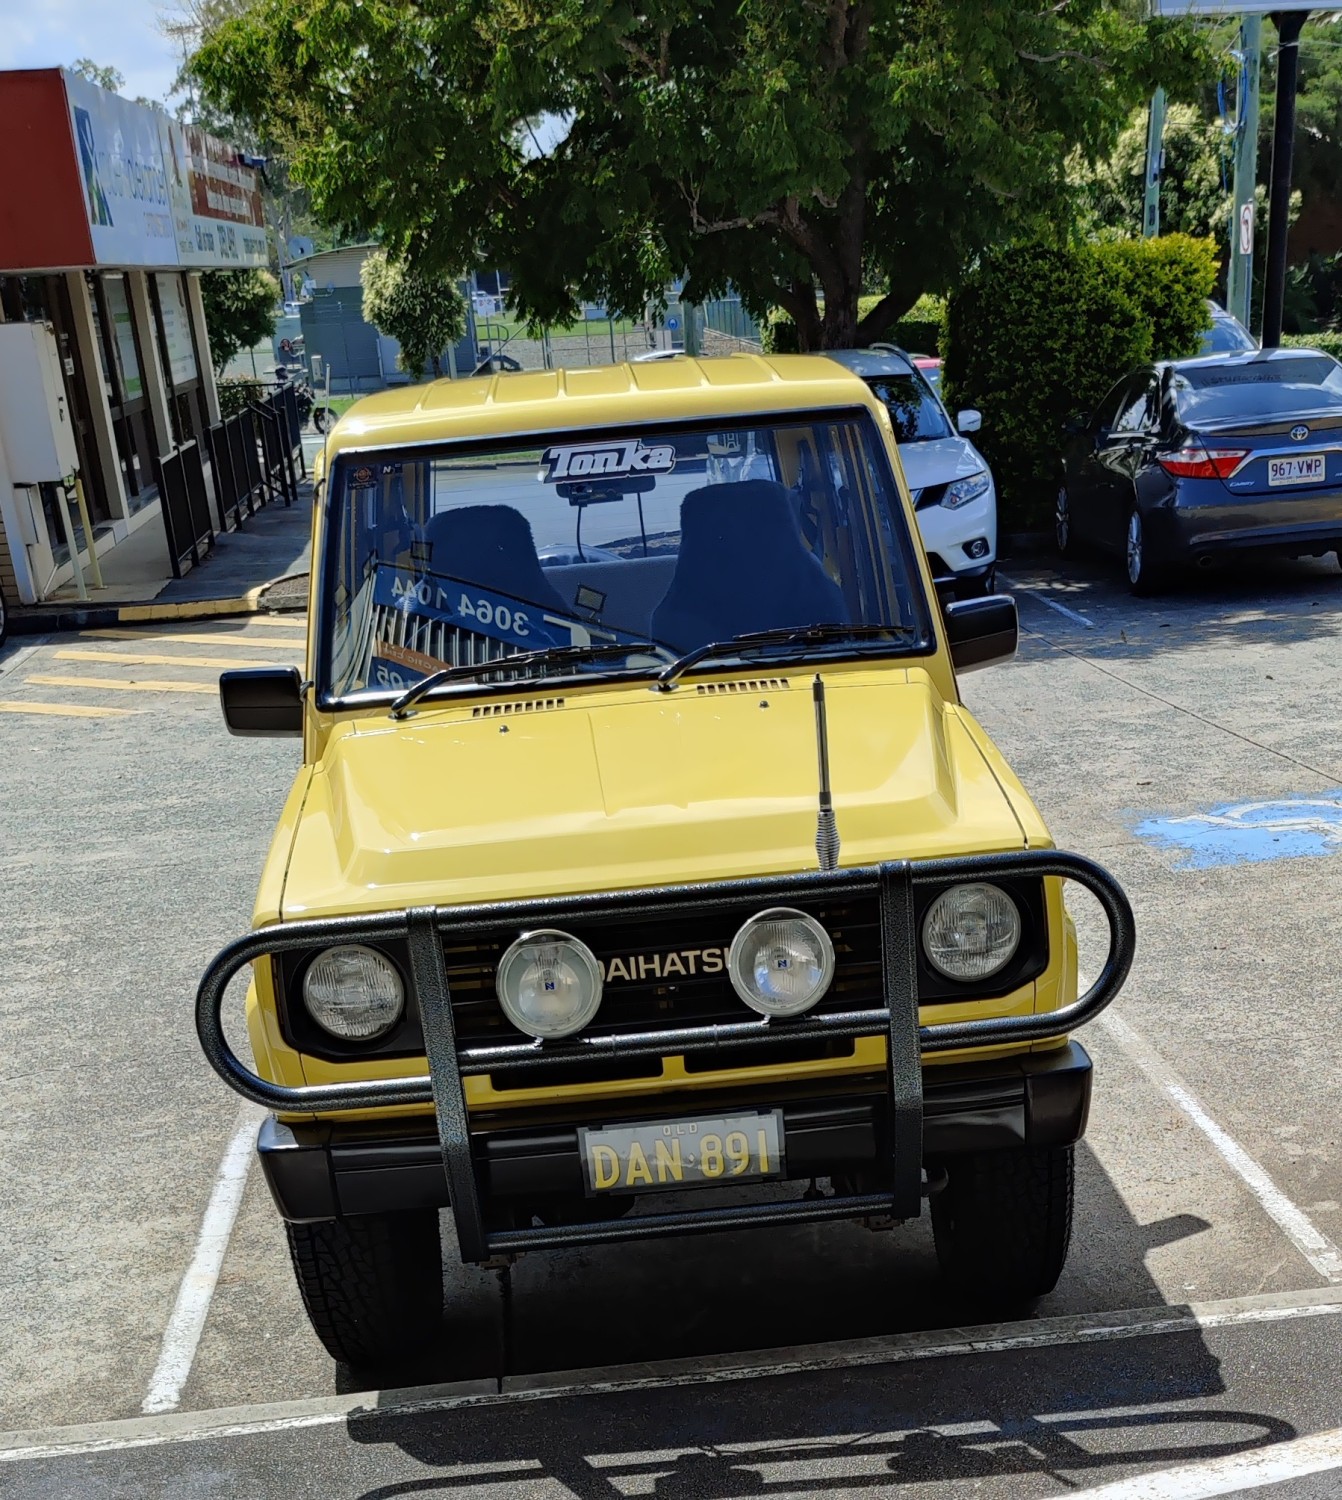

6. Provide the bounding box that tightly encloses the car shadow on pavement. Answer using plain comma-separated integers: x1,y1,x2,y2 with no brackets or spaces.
1006,552,1342,663
344,1342,1290,1500
328,1145,1262,1497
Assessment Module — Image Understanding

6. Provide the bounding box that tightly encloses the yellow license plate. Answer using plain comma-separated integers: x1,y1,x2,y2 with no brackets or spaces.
579,1110,785,1196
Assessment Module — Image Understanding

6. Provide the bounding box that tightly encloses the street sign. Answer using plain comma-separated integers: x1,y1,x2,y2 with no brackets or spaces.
1151,1,1323,10
1239,201,1255,256
666,317,679,331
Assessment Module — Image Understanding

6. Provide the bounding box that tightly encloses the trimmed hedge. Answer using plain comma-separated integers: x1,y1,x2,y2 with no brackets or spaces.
1282,331,1342,362
761,293,946,356
944,236,1216,531
218,376,265,419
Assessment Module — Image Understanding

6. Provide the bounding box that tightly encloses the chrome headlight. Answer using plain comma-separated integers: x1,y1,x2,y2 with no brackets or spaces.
922,883,1021,982
942,472,991,509
302,944,405,1041
496,929,603,1039
728,908,835,1018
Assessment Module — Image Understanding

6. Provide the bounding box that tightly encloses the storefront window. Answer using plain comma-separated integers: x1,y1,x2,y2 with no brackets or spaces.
103,276,144,404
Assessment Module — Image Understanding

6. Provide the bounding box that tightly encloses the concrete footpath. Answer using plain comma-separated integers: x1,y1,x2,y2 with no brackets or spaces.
9,451,317,636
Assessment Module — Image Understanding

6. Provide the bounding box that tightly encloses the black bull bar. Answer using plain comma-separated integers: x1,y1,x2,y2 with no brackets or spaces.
197,851,1134,1263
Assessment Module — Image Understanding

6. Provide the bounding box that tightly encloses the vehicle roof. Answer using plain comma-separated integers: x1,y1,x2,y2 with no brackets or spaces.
323,354,878,455
823,347,917,379
1161,347,1332,375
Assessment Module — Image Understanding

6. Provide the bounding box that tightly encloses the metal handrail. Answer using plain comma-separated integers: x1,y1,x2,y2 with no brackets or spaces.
196,849,1134,1116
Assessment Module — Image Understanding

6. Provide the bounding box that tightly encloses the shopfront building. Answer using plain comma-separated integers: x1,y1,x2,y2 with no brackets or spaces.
0,68,268,609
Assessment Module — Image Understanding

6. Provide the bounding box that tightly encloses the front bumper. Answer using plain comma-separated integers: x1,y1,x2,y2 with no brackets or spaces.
198,851,1133,1262
258,1042,1094,1223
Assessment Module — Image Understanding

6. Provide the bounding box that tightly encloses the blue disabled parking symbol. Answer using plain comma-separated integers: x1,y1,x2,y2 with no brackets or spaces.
1133,793,1342,869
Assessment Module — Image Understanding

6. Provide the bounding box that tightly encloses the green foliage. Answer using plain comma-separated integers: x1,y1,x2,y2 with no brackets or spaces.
945,238,1215,531
189,0,1208,351
1071,103,1229,242
1281,331,1342,362
199,269,279,376
71,59,125,92
1092,234,1218,359
764,292,944,356
217,376,265,418
360,251,466,381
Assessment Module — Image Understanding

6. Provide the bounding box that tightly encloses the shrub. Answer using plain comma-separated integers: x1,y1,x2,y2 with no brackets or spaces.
217,376,265,420
1282,331,1342,362
1093,234,1218,360
944,238,1216,531
762,292,946,356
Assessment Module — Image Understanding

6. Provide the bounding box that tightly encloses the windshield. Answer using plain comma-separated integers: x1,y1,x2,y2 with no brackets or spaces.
321,414,934,700
1173,356,1342,424
864,374,952,442
1199,316,1256,355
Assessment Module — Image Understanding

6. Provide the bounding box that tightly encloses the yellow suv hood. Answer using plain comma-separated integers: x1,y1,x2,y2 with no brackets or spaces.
280,668,1031,918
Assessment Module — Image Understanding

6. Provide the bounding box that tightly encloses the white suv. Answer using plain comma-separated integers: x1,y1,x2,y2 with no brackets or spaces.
826,345,997,596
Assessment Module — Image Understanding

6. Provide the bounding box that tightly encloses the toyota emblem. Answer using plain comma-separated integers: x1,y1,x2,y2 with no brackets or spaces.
1291,424,1311,441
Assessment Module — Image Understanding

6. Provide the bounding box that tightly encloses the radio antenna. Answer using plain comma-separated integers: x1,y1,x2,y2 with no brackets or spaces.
812,674,840,871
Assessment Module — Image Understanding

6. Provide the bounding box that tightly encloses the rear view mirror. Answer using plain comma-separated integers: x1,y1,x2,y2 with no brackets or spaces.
944,594,1017,673
956,409,982,435
220,667,304,737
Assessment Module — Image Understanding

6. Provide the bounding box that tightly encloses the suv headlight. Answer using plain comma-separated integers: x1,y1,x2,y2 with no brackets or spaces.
302,945,406,1040
942,472,990,509
728,908,835,1017
922,883,1021,982
497,929,603,1039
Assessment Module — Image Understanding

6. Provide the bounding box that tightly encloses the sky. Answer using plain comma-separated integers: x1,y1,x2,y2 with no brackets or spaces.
0,0,183,106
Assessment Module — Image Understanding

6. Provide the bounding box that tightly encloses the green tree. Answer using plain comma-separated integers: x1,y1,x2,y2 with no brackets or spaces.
190,1,1207,351
71,59,125,92
199,268,279,376
360,252,466,381
1071,102,1230,241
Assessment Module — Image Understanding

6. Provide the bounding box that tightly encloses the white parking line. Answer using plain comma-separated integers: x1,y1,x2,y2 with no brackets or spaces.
1067,1423,1342,1498
2,1287,1339,1463
141,1106,264,1415
999,572,1097,628
1100,1011,1342,1284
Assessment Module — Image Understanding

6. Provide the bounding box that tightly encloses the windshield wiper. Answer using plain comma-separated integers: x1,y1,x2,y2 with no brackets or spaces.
389,640,668,719
655,623,915,691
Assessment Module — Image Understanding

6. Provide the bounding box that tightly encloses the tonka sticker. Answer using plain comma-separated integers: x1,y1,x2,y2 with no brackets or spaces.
541,439,675,483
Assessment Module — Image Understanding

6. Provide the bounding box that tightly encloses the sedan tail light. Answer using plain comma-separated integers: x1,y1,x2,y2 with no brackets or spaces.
1157,445,1250,480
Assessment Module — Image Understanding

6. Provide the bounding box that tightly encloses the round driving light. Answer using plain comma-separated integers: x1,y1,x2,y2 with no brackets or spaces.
302,944,405,1041
922,883,1021,982
727,907,835,1018
496,929,603,1039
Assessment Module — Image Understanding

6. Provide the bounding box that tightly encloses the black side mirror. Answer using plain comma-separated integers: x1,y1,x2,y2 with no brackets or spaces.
220,667,304,737
944,594,1017,673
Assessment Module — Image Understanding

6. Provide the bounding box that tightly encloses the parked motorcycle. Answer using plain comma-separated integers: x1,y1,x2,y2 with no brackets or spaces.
273,366,336,433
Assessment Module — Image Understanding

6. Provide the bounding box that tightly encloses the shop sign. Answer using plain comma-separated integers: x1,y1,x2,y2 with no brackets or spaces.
63,70,268,271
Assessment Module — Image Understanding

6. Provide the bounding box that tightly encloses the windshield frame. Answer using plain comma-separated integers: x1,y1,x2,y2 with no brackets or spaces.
313,404,939,712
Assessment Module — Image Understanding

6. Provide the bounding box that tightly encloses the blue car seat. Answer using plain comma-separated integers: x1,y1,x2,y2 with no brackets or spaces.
650,480,850,651
421,505,569,615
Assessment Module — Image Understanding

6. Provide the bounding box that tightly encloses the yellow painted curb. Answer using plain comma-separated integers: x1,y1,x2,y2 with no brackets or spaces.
118,586,266,624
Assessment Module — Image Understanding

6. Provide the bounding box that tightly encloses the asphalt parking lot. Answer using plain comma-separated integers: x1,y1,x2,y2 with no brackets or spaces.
5,548,1342,1496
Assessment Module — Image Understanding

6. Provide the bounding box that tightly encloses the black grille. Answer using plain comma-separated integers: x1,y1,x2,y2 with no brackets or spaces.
443,896,883,1047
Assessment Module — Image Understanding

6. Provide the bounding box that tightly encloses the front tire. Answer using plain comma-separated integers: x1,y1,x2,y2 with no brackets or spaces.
286,1209,443,1368
931,1144,1074,1309
312,405,335,434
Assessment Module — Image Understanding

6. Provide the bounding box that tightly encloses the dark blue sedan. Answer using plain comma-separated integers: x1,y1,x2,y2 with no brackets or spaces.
1058,348,1342,593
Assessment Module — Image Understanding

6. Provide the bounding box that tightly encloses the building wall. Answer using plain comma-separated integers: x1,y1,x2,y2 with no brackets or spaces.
297,245,377,292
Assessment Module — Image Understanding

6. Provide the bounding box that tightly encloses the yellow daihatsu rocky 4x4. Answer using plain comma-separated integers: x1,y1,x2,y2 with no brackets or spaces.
200,354,1134,1368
